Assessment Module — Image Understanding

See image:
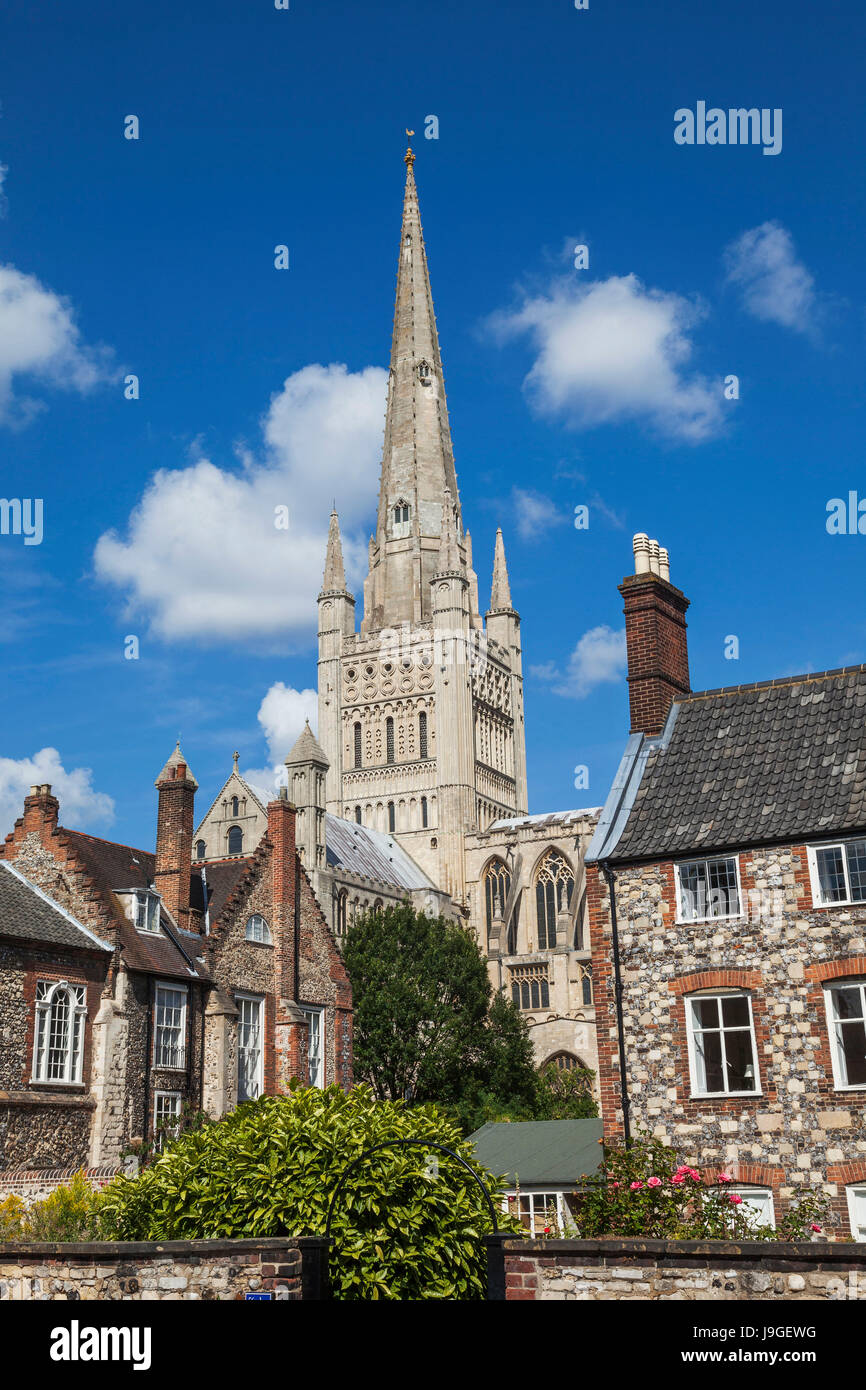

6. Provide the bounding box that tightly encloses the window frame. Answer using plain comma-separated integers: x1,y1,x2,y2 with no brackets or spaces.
153,1090,182,1149
846,1184,866,1241
32,980,87,1085
675,855,743,924
153,982,188,1071
227,825,244,856
244,913,272,945
502,1188,570,1236
728,1186,775,1230
133,889,161,933
303,1006,325,1089
807,838,866,908
236,992,264,1103
823,979,866,1091
684,989,761,1098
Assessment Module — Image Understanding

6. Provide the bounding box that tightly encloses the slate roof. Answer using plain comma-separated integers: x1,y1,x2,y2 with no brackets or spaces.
0,861,113,952
603,665,866,863
489,809,601,831
325,814,437,891
469,1119,604,1186
190,858,251,921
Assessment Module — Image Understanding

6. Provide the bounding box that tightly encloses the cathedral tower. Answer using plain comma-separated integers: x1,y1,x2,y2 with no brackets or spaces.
316,144,528,902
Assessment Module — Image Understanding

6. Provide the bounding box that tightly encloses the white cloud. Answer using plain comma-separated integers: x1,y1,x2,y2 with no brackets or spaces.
489,273,721,443
0,263,115,424
723,222,816,331
0,747,115,832
512,488,568,541
532,625,627,699
95,363,388,644
242,683,319,798
0,163,8,216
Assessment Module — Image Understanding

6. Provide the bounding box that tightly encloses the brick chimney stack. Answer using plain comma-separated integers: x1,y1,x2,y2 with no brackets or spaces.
154,743,197,928
22,784,60,834
268,788,309,1090
619,533,690,737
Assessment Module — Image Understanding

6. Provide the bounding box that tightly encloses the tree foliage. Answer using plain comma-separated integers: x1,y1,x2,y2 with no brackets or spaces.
97,1085,518,1300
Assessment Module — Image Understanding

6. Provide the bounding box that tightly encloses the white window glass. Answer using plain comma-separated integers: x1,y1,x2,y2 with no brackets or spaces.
153,1091,181,1149
687,993,759,1095
812,840,866,906
826,982,866,1088
237,995,264,1102
847,1186,866,1241
304,1008,324,1088
33,982,86,1083
677,858,740,921
244,913,271,944
505,1191,567,1235
154,985,187,1069
729,1188,775,1230
134,890,161,932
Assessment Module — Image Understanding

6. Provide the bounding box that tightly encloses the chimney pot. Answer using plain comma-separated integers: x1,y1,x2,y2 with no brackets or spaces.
648,539,660,575
633,533,651,574
658,547,670,582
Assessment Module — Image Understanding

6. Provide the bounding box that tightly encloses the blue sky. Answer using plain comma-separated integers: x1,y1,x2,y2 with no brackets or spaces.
1,0,865,849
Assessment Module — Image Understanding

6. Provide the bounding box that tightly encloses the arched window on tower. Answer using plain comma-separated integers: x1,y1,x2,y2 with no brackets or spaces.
535,849,574,950
336,889,348,937
231,796,239,817
419,711,428,760
484,859,512,949
388,801,395,833
353,722,362,768
228,825,244,856
355,805,362,825
386,717,395,764
392,500,411,539
421,796,428,828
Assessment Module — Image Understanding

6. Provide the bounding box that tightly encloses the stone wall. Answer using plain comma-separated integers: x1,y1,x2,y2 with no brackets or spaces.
0,1164,120,1205
0,1237,328,1300
586,844,866,1230
487,1237,866,1301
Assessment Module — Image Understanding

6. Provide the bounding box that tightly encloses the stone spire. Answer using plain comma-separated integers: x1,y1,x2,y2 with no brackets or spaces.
489,529,514,612
321,509,348,594
435,487,464,576
361,147,467,633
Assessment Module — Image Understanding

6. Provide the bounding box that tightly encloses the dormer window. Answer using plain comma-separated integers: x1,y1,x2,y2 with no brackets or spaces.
417,359,432,385
392,501,411,539
134,890,161,933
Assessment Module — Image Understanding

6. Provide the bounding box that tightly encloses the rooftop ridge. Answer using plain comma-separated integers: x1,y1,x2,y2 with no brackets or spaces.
676,663,866,703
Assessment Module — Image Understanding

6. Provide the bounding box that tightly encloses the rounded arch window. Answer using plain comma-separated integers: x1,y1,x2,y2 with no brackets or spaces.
227,825,244,856
231,796,239,817
245,914,271,944
535,849,574,950
195,840,206,860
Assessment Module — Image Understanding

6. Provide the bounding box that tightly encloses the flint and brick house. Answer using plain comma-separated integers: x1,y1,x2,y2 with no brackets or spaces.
0,745,352,1176
586,533,866,1239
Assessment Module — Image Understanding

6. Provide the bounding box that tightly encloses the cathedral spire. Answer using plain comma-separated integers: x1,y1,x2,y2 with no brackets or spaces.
489,528,514,612
361,149,467,634
435,487,464,576
321,509,348,594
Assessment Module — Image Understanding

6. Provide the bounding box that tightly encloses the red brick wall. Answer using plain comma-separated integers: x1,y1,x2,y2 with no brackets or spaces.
619,573,690,736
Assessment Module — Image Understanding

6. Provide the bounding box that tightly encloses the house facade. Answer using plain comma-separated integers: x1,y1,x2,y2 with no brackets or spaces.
586,533,866,1238
0,745,352,1176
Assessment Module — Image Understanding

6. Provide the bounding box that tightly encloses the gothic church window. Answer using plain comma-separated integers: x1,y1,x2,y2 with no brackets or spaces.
228,825,244,856
195,840,206,860
231,796,239,817
388,801,396,833
419,711,428,760
421,796,428,828
354,722,362,768
484,859,511,944
392,501,411,539
336,889,348,937
355,806,362,824
386,717,395,764
535,850,574,950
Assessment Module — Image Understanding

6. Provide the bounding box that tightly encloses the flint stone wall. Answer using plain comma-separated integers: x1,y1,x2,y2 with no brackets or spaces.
488,1237,866,1301
0,1237,327,1300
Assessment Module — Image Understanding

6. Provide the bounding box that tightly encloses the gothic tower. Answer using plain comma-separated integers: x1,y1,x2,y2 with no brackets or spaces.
317,144,528,902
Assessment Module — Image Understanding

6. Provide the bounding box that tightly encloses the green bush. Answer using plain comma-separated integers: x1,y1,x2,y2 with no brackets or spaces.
0,1193,26,1239
97,1084,516,1299
0,1172,103,1242
569,1134,830,1242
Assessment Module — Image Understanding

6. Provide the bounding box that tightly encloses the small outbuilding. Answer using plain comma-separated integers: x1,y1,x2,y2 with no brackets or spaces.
469,1118,604,1234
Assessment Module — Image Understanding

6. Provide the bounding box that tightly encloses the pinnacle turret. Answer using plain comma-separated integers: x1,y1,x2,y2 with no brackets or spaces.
435,488,465,576
489,529,514,612
321,509,348,594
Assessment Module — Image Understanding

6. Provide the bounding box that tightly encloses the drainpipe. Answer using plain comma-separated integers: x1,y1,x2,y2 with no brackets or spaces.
601,861,631,1148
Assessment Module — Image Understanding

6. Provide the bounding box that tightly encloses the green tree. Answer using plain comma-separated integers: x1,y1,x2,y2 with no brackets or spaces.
533,1061,598,1120
98,1085,519,1300
344,903,538,1122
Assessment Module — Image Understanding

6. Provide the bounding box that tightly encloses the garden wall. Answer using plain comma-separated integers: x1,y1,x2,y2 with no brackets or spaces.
0,1164,121,1205
484,1236,866,1300
0,1237,328,1300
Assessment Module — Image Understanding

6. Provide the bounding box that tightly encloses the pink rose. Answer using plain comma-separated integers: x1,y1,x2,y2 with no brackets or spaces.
647,1176,662,1188
611,1182,620,1189
811,1224,822,1233
630,1181,644,1190
718,1173,732,1183
670,1175,686,1185
729,1193,743,1205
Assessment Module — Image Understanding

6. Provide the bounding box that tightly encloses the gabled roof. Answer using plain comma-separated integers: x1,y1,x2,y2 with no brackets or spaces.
469,1120,604,1185
0,861,113,952
590,665,866,864
325,814,437,891
193,767,268,840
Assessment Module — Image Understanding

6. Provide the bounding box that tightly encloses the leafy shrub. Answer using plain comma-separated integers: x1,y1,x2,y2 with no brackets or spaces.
0,1194,26,1239
98,1084,516,1299
23,1170,104,1242
569,1134,829,1242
